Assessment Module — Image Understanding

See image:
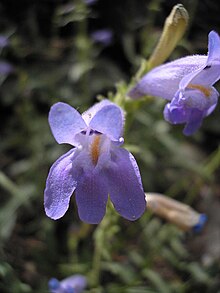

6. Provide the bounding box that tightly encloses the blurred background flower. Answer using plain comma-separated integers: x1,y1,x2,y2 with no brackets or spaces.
0,60,13,75
84,0,97,5
48,274,87,293
0,35,9,49
91,29,113,46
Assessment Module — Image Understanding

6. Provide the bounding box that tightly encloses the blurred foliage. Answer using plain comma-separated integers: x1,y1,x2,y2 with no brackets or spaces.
0,0,220,292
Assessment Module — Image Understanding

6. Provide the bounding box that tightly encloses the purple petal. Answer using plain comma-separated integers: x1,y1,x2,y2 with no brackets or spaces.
49,102,87,146
164,100,204,136
48,278,60,292
0,36,9,48
84,0,97,5
89,105,124,141
44,149,77,220
206,101,218,116
164,85,219,135
91,29,113,46
60,275,87,293
82,99,122,124
186,87,218,110
164,103,188,124
180,31,220,89
0,61,14,75
207,31,220,62
75,171,108,224
128,55,207,100
105,148,146,221
176,85,219,112
183,109,204,136
164,103,205,136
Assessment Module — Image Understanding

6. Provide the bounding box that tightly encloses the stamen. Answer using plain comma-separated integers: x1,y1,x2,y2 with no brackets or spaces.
187,83,212,97
91,135,101,165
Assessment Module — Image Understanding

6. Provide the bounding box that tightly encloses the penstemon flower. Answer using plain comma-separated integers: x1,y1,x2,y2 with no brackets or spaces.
48,274,87,293
44,100,146,224
129,31,220,135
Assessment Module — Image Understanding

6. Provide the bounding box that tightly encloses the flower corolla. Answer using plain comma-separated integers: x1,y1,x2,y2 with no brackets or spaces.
44,100,146,224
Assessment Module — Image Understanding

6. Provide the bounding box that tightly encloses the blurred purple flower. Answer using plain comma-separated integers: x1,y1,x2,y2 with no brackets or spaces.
0,35,9,49
129,31,220,135
48,274,87,293
0,61,13,75
91,29,113,46
84,0,97,5
44,100,146,224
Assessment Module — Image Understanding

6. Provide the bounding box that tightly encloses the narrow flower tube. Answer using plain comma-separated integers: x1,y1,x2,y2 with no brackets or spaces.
44,100,146,224
129,31,220,135
146,193,207,232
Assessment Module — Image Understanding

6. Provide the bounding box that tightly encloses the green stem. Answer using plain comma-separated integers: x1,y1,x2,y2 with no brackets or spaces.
90,203,119,287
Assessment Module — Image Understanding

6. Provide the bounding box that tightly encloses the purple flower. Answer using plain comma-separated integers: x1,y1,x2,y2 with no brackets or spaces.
48,274,87,293
128,31,220,135
0,35,9,49
91,29,113,46
0,61,13,75
84,0,97,5
44,100,146,224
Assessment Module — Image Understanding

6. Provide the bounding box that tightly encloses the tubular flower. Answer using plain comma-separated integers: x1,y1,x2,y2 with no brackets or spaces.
44,100,146,224
128,31,220,135
48,274,87,293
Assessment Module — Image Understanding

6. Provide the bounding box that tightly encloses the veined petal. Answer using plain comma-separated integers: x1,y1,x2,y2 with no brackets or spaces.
180,31,220,89
49,102,87,146
128,55,207,100
44,149,76,220
75,171,108,224
89,105,124,141
105,148,146,221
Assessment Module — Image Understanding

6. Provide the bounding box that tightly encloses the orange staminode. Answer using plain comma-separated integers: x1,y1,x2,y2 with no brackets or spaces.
91,135,101,165
187,83,212,97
